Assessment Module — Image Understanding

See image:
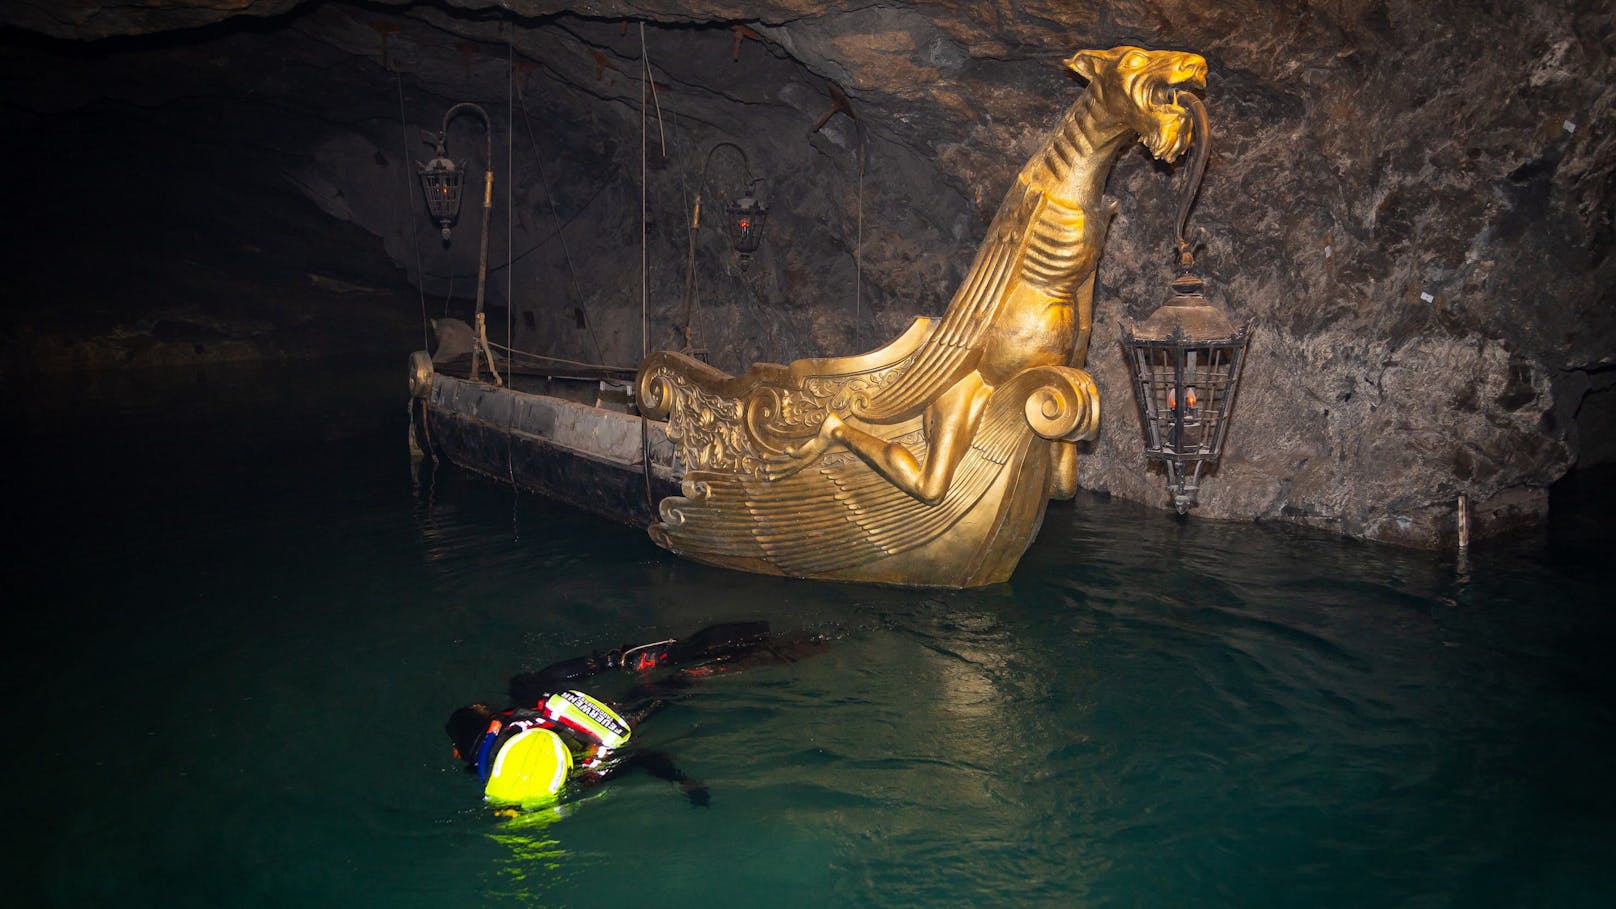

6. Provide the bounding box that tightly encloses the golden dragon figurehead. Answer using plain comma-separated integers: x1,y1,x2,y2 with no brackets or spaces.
1065,46,1208,162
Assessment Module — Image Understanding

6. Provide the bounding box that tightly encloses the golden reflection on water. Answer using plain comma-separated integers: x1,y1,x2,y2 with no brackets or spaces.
486,802,571,902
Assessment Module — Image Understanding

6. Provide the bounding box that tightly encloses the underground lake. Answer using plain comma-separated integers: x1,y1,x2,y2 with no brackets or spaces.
6,355,1613,907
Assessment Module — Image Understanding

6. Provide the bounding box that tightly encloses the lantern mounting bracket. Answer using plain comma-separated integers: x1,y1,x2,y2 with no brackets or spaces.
1120,90,1251,515
681,142,770,352
416,101,500,385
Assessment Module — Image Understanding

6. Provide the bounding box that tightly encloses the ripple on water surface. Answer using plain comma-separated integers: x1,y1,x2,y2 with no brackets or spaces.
7,359,1616,908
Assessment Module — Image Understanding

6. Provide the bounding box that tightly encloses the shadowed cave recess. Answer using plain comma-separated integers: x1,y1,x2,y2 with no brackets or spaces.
2,0,1612,548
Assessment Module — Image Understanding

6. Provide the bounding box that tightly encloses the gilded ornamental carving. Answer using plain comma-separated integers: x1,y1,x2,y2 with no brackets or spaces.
637,47,1209,587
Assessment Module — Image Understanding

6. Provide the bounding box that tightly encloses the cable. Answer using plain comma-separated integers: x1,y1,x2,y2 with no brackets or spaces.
505,31,519,501
397,72,430,350
640,31,649,366
856,151,864,350
506,35,515,387
513,78,606,365
638,22,656,517
482,339,634,373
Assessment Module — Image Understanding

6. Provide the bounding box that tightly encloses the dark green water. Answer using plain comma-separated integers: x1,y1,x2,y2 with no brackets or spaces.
8,357,1615,908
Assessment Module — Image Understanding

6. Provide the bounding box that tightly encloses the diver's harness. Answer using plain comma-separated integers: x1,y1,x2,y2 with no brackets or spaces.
473,688,633,784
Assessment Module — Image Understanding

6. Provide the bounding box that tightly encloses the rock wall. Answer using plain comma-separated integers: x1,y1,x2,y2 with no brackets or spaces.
3,0,1611,547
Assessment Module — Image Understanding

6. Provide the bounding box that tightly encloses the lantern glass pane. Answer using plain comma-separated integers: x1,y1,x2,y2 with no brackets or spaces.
727,203,767,254
1130,338,1245,461
418,160,465,224
1122,326,1250,511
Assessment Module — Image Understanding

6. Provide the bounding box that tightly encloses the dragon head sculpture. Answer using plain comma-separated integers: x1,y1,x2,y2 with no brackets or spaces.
1066,46,1207,163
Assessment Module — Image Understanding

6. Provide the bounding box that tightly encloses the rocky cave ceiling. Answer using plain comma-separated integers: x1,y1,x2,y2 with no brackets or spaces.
1,0,1612,547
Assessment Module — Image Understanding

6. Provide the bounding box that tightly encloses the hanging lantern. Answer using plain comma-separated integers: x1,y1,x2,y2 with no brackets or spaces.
417,132,465,241
699,145,768,264
1122,269,1250,514
1120,90,1251,514
414,102,500,385
726,189,768,257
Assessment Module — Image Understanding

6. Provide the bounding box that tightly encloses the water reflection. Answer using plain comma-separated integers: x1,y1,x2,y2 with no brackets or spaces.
484,802,579,905
11,359,1615,907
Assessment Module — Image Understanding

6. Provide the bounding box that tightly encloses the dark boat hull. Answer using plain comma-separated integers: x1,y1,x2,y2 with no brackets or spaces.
413,372,679,528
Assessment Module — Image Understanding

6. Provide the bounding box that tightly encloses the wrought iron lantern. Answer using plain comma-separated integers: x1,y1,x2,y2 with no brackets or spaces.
725,179,769,257
415,101,501,385
1121,91,1251,514
1122,266,1250,513
416,102,490,243
681,143,769,351
698,143,768,264
417,138,465,242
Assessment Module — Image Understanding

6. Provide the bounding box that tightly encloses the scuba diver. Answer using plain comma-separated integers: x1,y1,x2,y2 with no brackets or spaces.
446,620,824,810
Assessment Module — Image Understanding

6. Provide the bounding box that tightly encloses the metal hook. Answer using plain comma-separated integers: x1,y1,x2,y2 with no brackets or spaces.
1173,91,1211,267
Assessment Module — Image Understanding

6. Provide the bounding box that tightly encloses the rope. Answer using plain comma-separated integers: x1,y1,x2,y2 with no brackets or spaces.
646,51,668,158
856,152,864,350
854,127,869,350
506,35,515,388
417,177,609,280
640,32,649,365
682,197,698,349
393,67,434,471
513,78,606,365
483,339,634,372
505,31,518,494
638,22,656,517
418,396,436,459
397,72,430,351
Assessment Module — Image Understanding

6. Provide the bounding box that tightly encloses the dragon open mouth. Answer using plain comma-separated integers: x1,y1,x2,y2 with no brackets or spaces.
1135,64,1207,161
1141,72,1205,115
1150,82,1186,111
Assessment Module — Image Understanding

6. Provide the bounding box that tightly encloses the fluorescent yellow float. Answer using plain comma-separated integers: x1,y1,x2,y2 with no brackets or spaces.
483,727,573,805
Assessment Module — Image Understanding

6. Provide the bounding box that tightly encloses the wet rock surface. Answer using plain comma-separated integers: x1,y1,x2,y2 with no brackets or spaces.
3,0,1612,547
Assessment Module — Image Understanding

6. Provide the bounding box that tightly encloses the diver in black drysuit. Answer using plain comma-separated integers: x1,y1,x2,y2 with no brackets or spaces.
447,621,824,807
